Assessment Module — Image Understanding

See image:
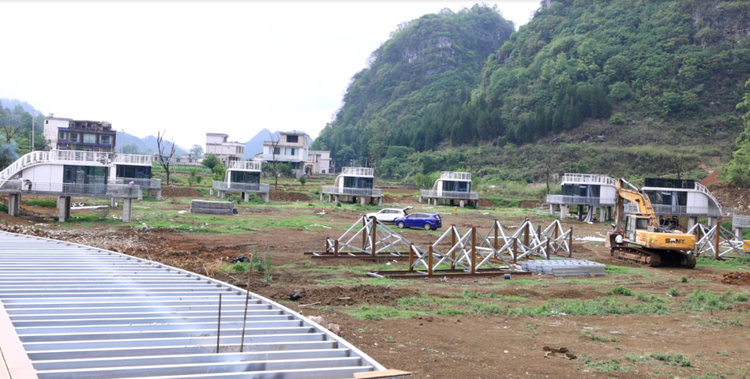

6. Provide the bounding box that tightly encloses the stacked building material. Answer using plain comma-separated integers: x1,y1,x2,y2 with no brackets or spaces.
521,259,606,277
190,200,234,215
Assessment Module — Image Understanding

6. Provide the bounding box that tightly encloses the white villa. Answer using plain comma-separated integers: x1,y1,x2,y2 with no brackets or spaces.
546,173,617,222
321,167,382,205
419,171,479,208
211,160,270,202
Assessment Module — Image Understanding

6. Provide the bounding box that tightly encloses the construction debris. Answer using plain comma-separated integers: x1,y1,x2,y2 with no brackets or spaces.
522,259,606,277
543,346,577,360
190,200,234,215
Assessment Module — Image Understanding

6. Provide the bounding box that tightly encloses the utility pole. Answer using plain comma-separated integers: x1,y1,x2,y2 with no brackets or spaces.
30,109,36,151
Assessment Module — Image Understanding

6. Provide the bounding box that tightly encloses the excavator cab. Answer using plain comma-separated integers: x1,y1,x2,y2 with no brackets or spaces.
624,215,650,241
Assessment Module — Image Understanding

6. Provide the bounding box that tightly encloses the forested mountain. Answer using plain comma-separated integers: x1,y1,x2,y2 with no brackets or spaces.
313,0,750,183
313,5,515,161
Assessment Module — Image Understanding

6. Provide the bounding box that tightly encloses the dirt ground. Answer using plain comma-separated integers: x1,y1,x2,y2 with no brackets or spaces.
1,193,749,378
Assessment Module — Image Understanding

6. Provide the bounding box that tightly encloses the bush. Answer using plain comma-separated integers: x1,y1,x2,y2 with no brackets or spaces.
667,287,680,297
609,113,626,125
681,276,688,283
299,176,307,186
611,286,632,296
202,154,221,170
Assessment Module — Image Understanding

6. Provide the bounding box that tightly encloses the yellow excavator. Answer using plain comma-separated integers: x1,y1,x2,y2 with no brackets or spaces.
607,178,697,268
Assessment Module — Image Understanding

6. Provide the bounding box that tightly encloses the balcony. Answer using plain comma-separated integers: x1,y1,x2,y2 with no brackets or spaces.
114,154,153,165
623,203,732,217
733,215,750,229
230,161,262,171
561,174,616,186
113,178,161,189
421,189,479,200
341,167,374,177
546,194,616,206
213,181,270,193
440,171,471,181
7,181,141,198
322,186,381,197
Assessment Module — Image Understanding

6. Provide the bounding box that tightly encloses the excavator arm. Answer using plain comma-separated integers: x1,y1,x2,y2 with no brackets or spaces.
614,178,659,230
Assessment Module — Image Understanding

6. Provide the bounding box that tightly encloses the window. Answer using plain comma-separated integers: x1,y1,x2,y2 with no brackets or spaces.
59,131,67,140
272,147,281,155
69,133,79,142
287,135,298,143
100,135,112,145
83,134,97,143
285,148,297,156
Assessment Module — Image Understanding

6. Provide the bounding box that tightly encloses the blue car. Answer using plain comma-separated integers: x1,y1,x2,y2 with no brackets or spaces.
395,213,442,231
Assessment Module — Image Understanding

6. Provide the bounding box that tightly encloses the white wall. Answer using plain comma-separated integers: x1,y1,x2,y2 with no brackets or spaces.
206,134,227,144
43,119,70,148
687,192,709,214
21,164,64,192
600,186,616,205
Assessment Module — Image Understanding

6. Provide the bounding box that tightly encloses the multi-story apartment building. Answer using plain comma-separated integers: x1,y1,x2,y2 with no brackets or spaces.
43,117,117,152
260,131,310,178
205,133,244,167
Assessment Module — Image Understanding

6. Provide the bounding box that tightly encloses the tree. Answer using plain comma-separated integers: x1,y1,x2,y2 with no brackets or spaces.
190,144,204,160
202,154,221,170
365,117,391,171
722,79,750,187
267,131,281,189
122,143,141,154
156,130,176,186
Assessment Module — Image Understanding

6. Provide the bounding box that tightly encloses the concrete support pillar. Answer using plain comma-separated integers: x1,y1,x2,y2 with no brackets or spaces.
378,197,382,206
334,195,339,203
137,189,143,201
210,188,214,196
262,192,269,203
243,192,250,202
57,196,71,223
560,205,569,220
577,205,583,220
687,217,697,230
156,189,163,201
122,198,132,223
734,228,744,239
418,196,422,203
708,217,718,228
110,198,117,207
219,191,225,199
607,207,612,221
320,192,323,201
459,200,465,208
7,194,18,216
600,206,605,223
475,200,479,210
360,196,365,206
549,204,555,215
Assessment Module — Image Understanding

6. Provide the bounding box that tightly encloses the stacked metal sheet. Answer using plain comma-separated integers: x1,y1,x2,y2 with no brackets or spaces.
191,200,234,215
521,259,606,277
0,231,388,378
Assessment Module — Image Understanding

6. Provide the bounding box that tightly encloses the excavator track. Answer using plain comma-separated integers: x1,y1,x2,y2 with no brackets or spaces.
611,246,695,269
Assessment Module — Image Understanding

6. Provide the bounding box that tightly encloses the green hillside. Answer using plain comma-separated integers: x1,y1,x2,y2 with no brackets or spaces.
314,0,750,186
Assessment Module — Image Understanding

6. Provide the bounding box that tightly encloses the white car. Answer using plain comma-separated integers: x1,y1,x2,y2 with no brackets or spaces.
365,206,413,223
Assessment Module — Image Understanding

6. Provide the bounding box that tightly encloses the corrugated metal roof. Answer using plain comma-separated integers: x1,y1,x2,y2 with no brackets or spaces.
0,231,386,379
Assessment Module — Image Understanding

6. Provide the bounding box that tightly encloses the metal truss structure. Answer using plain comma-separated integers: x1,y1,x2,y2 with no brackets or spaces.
367,220,573,278
688,223,747,259
306,216,422,259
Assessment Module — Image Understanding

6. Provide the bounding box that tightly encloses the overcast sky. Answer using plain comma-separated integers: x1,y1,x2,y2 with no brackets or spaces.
1,1,540,149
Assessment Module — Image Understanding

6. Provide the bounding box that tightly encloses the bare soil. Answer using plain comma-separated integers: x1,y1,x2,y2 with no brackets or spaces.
2,192,749,379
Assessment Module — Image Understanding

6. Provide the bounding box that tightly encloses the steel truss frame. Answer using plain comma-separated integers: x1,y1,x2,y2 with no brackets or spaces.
688,223,747,259
305,216,423,259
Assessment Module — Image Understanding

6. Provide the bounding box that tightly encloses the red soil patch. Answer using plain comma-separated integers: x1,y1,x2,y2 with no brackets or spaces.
270,190,310,202
162,187,202,198
701,170,721,186
722,271,750,286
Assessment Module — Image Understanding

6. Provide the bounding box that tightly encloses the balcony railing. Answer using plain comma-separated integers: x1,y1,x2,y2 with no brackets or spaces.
213,181,270,193
421,189,479,200
322,186,381,197
113,178,161,189
341,167,374,177
733,215,750,229
440,171,471,181
561,173,616,186
0,180,22,190
113,154,153,165
229,161,262,171
12,182,141,197
624,203,734,217
50,150,112,164
546,194,616,205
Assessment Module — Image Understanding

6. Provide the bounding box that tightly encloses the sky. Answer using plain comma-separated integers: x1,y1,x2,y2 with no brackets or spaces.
0,1,540,149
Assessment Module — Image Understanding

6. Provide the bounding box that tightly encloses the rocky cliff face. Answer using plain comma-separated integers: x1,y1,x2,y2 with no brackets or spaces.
693,1,750,47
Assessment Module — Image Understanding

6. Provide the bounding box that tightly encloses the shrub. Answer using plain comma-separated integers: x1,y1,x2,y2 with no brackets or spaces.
609,113,626,125
668,287,680,297
611,285,632,296
299,175,307,186
681,276,688,283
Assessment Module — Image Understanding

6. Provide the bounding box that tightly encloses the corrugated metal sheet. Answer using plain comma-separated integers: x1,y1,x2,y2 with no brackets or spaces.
0,231,386,378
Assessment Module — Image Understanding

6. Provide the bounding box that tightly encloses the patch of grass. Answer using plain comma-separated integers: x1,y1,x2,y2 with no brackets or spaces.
348,305,425,320
636,292,666,304
610,285,632,296
681,275,689,283
317,278,408,286
581,331,618,342
506,297,672,317
649,351,691,367
696,255,750,270
26,200,56,207
460,290,528,302
684,290,749,311
580,357,633,373
436,308,466,315
604,265,632,275
668,287,680,297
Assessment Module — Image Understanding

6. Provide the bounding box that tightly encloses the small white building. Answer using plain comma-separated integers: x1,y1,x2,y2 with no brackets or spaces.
205,133,244,167
546,173,617,222
260,132,310,178
419,171,479,208
641,177,726,228
212,160,270,202
321,167,382,205
306,150,334,174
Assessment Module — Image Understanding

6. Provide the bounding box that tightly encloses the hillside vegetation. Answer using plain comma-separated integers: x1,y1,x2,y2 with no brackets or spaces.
314,0,750,186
